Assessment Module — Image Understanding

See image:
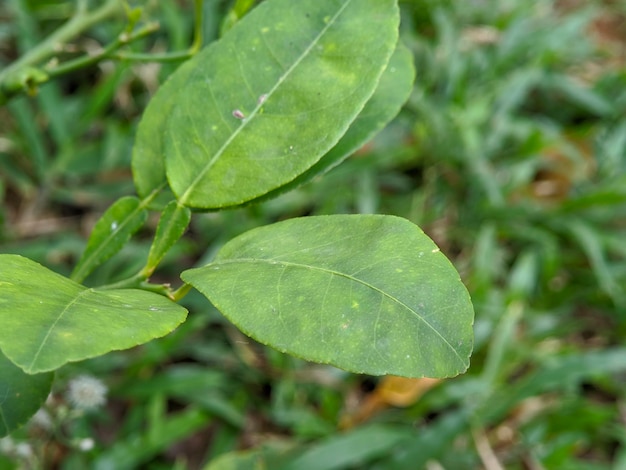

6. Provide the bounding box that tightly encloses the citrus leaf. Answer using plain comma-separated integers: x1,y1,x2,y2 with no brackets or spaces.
0,255,187,374
132,56,196,202
0,351,53,437
71,196,148,283
144,200,191,276
164,0,399,208
182,215,474,378
307,41,415,177
250,41,415,204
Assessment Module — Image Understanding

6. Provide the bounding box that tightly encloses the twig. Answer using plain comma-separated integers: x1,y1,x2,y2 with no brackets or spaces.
4,0,121,77
1,0,205,103
472,426,505,470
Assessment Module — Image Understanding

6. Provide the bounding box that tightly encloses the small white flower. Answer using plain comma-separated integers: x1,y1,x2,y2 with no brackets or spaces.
29,409,53,430
67,375,107,410
78,438,95,452
15,442,33,458
0,437,15,453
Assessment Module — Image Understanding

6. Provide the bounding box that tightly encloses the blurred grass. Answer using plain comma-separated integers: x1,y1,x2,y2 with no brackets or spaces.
1,0,626,468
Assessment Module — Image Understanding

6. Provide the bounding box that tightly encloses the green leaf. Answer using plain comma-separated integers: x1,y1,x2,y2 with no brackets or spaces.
281,424,407,470
92,408,209,470
250,41,415,204
182,215,474,378
482,347,626,425
143,201,191,277
203,425,407,470
71,196,149,283
203,441,300,470
132,56,196,202
133,37,412,210
0,255,187,374
0,351,54,437
164,0,399,208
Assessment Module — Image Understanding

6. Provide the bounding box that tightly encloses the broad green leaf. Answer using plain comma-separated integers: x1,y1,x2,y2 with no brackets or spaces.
0,255,187,374
182,215,474,378
388,409,471,469
250,41,415,204
133,37,412,210
0,351,54,437
71,196,148,283
143,201,191,276
164,0,399,208
132,54,196,201
304,41,415,177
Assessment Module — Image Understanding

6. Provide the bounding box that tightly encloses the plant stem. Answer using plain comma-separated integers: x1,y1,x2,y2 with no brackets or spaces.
171,284,193,302
2,0,206,102
46,22,160,79
113,0,204,62
1,0,122,85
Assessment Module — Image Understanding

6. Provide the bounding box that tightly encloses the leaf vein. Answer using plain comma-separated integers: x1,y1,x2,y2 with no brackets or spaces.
27,289,91,372
179,0,355,205
215,258,466,367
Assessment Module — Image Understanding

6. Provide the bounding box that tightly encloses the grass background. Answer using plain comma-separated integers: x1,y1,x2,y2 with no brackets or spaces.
1,0,626,468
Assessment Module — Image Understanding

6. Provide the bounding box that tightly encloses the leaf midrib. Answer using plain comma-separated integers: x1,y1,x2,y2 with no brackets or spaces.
71,185,163,283
27,288,90,373
196,257,468,368
177,0,355,206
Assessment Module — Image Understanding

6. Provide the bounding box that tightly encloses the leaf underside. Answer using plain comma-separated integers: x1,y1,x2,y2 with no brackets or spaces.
0,351,53,437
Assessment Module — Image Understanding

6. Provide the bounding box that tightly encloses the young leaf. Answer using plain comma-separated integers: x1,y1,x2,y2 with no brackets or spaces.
164,0,400,209
71,196,148,283
0,351,54,438
249,41,416,204
143,200,191,277
182,215,474,378
0,255,187,374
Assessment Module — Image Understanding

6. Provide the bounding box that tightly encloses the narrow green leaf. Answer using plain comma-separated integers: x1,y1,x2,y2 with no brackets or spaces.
0,351,54,438
203,425,408,470
182,215,474,378
0,255,187,374
71,196,148,283
280,424,408,470
251,41,415,204
92,408,209,470
483,348,626,425
164,0,399,208
566,219,623,305
203,442,300,470
144,201,191,276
